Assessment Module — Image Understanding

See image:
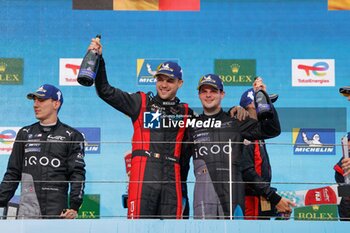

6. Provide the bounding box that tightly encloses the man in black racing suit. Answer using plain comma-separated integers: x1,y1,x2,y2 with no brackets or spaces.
181,74,281,219
89,38,192,219
0,84,85,219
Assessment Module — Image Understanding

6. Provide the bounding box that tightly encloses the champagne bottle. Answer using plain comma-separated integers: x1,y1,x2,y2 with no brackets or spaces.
77,35,101,86
341,135,350,184
254,89,273,120
338,135,350,198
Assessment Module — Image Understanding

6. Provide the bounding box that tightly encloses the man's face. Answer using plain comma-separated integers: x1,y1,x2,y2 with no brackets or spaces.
156,75,183,100
33,97,60,123
198,85,224,113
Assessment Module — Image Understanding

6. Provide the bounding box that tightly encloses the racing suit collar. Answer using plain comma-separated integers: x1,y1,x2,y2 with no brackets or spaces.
201,108,224,119
201,108,224,120
38,119,61,132
154,94,180,106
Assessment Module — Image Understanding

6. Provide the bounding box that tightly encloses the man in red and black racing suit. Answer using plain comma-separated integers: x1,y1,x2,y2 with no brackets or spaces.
334,132,350,221
91,38,192,219
239,87,294,220
335,87,350,220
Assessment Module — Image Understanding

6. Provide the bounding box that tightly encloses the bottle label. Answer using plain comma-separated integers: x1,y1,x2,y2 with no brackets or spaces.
257,103,271,113
78,69,96,79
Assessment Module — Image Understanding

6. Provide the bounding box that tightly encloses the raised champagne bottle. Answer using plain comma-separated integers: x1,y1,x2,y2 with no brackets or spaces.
77,35,101,86
254,89,273,120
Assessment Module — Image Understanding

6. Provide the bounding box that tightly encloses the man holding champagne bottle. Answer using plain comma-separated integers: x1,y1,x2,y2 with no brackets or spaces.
85,37,193,219
239,78,295,219
334,86,350,221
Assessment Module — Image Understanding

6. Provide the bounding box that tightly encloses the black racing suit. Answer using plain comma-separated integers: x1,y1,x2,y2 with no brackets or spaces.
0,120,85,218
181,107,280,219
241,140,281,219
95,57,192,219
334,159,350,221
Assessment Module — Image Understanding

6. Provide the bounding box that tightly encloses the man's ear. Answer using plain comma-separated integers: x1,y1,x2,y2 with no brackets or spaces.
178,80,184,88
221,91,225,100
54,100,61,111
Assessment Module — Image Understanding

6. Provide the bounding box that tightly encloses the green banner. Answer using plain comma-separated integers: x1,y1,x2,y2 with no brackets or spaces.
214,59,256,86
77,194,100,219
0,58,23,85
294,204,338,221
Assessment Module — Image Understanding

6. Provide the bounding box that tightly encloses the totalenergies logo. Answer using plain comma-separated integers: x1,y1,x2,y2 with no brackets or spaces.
0,127,20,155
292,59,335,87
297,62,329,76
0,129,16,145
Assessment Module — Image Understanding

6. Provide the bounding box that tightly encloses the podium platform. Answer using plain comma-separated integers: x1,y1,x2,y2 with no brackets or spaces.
0,219,346,233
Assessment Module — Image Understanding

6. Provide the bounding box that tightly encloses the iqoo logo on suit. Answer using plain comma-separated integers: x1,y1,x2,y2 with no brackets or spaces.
0,58,23,85
214,59,256,86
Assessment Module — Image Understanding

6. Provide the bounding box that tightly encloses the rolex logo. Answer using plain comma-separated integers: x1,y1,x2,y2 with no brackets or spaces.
0,62,7,72
0,58,23,85
230,64,240,74
312,205,320,211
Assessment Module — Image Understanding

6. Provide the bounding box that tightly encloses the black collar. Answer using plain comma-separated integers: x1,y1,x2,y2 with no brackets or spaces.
201,108,223,119
150,92,180,106
38,119,60,133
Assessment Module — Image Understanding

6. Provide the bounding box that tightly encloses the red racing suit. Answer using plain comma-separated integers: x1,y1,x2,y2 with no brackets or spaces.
95,58,192,219
241,140,281,219
334,159,350,221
